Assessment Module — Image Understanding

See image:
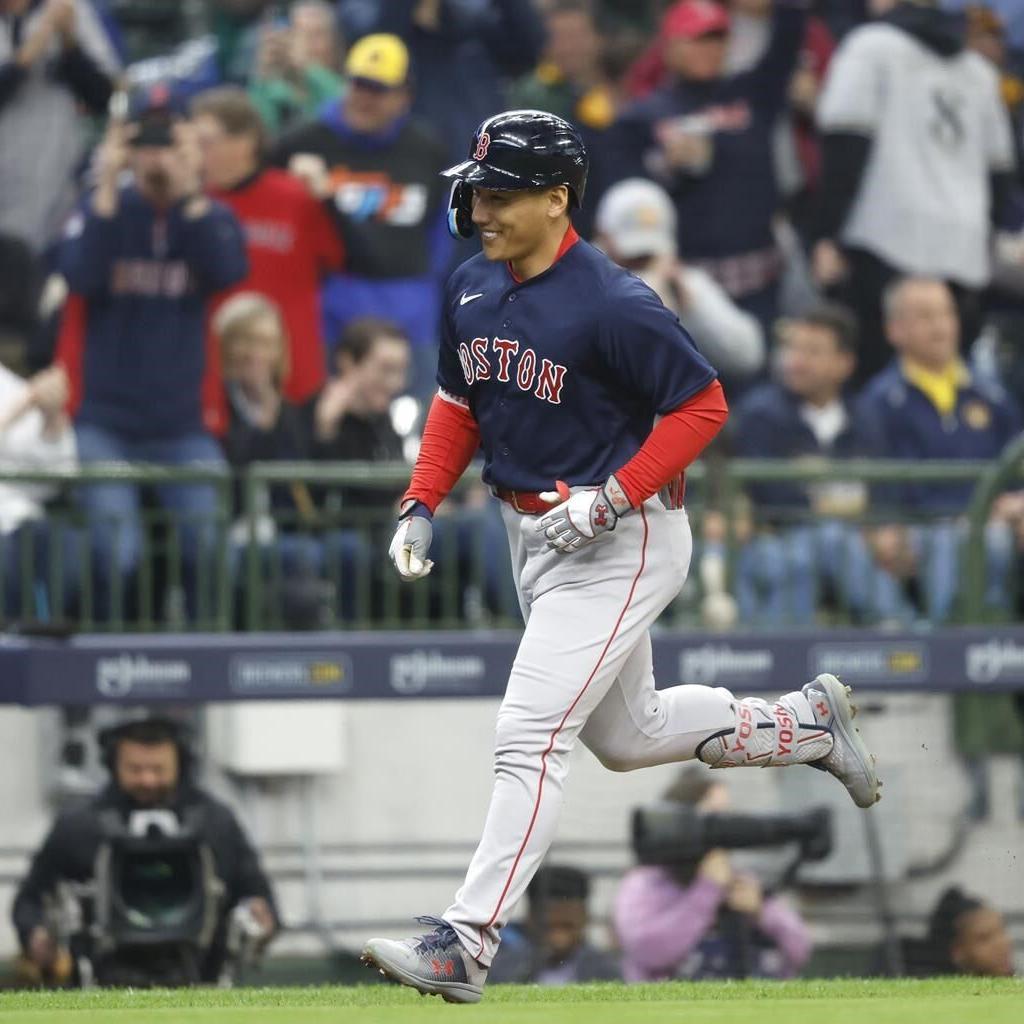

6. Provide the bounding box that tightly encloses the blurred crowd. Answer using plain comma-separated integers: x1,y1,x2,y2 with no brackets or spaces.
1,0,1024,629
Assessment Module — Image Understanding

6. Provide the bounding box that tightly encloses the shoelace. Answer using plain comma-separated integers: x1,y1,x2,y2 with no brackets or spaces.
413,915,459,952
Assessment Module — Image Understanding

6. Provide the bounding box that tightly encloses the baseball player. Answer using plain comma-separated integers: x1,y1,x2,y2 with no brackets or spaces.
362,110,881,1003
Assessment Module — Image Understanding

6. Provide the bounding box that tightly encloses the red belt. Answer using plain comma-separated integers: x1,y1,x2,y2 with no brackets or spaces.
494,488,559,514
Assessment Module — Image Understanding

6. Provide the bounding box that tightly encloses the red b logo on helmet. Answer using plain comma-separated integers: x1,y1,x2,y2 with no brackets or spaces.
473,132,491,161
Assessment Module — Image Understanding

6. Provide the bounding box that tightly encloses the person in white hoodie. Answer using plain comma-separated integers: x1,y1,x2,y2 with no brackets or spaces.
0,359,77,621
594,178,766,387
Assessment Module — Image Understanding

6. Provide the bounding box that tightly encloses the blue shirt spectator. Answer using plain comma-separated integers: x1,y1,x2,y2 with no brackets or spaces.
858,282,1021,516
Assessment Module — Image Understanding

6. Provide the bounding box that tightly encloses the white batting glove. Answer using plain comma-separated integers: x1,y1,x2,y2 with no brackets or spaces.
536,474,633,554
388,513,434,581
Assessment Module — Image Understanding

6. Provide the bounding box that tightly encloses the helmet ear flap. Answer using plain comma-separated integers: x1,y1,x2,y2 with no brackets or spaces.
447,180,474,240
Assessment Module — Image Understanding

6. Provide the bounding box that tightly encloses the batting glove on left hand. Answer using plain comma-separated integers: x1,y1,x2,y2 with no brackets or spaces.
388,510,434,581
536,474,633,554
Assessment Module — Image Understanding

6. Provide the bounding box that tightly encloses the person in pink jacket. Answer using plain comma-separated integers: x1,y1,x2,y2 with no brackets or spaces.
614,769,812,981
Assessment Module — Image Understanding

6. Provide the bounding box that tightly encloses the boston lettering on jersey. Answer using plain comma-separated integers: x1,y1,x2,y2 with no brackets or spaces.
438,233,717,493
457,337,567,405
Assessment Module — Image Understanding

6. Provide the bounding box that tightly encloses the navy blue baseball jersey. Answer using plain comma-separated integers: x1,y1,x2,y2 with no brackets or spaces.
437,235,717,492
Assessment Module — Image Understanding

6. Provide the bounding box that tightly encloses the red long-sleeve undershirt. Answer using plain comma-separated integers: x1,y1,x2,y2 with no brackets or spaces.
615,379,729,507
402,379,728,513
402,394,481,513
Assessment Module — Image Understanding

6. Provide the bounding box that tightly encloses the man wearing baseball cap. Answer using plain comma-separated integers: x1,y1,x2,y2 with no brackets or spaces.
54,80,248,621
344,31,409,90
127,82,186,149
663,0,731,41
611,1,810,331
273,33,449,400
595,178,764,382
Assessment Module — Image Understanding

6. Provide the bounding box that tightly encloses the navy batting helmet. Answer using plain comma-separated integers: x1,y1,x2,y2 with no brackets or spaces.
442,109,589,239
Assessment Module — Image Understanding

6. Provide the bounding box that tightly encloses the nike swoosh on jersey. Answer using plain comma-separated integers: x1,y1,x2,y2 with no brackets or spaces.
460,292,484,305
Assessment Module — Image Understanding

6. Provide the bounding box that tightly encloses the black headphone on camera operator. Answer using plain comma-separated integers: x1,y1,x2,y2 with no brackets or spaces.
97,714,197,780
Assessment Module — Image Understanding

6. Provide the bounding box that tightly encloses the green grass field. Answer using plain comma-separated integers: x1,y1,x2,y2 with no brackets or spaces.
1,979,1020,1024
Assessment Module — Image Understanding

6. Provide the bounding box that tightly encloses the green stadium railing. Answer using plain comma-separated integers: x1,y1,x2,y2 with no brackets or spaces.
716,458,1006,627
963,433,1024,622
0,463,233,633
0,456,1017,633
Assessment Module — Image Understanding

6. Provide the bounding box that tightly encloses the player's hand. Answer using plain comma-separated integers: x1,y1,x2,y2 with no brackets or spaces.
536,474,633,554
388,512,434,581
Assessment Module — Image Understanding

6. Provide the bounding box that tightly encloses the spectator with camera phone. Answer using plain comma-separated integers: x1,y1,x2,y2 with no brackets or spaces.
55,84,248,623
12,716,278,987
614,767,812,981
249,1,344,136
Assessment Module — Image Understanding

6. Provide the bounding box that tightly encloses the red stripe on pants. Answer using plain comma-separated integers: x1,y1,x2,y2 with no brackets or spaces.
476,505,651,958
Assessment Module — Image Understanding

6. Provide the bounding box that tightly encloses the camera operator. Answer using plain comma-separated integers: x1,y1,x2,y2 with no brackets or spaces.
614,768,812,981
11,715,278,986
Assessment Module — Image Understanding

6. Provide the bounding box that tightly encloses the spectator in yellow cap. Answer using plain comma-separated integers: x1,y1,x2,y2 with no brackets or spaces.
341,33,412,132
271,33,450,401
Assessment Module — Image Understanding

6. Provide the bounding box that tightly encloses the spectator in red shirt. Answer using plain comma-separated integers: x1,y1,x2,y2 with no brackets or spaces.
192,86,343,427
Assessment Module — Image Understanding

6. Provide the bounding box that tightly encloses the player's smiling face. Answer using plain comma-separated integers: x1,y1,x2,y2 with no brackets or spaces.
471,186,570,264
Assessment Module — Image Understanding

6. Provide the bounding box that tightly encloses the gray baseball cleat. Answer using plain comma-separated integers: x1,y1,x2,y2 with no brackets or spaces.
802,673,882,808
361,916,487,1004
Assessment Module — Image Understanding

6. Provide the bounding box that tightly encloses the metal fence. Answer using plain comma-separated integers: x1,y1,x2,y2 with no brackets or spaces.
1,444,1022,633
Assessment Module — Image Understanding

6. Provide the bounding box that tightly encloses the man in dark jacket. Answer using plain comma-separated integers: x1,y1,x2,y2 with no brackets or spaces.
857,276,1021,622
13,716,278,986
730,303,906,624
610,0,808,328
56,85,248,622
